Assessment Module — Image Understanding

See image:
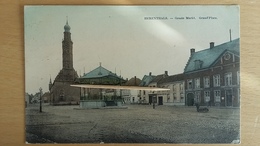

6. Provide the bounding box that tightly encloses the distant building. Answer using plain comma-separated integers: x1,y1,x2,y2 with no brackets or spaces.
121,76,141,104
140,71,168,105
139,72,156,104
184,38,240,107
49,20,80,105
42,92,50,103
31,92,41,104
146,71,168,105
157,74,185,106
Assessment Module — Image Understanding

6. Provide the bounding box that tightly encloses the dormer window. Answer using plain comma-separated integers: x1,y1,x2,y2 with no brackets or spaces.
194,60,203,70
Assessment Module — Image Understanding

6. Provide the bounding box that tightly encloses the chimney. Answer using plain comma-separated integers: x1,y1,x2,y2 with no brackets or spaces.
210,42,214,49
190,48,195,56
165,71,168,75
149,72,152,76
134,76,137,86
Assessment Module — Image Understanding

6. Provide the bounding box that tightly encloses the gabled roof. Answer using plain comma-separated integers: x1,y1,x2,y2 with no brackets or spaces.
158,73,185,85
184,38,240,73
81,65,122,79
124,77,141,86
139,75,156,86
149,74,168,84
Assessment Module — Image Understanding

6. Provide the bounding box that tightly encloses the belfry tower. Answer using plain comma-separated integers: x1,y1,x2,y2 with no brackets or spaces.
63,19,73,70
49,19,80,105
54,19,78,82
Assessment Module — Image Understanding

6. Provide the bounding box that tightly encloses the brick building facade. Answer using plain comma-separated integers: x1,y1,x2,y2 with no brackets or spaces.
184,39,240,107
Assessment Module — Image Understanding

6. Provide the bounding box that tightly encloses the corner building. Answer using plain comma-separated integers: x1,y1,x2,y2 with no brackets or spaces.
184,39,240,107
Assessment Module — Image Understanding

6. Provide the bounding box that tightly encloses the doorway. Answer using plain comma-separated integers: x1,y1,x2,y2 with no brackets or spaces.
225,90,233,106
158,96,163,105
187,93,194,106
149,94,157,104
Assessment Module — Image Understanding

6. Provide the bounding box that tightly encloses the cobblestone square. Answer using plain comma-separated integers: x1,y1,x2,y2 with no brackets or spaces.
26,104,240,144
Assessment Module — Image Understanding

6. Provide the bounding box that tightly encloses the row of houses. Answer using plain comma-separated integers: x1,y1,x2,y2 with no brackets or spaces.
25,92,50,105
123,38,240,107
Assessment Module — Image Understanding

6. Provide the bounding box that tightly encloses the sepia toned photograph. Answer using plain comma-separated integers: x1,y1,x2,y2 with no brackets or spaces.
25,5,240,144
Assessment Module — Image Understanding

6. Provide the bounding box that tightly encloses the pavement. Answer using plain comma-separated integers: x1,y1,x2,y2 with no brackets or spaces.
25,103,240,144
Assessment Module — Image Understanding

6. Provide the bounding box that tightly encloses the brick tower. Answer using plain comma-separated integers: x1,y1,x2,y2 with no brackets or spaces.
49,19,80,105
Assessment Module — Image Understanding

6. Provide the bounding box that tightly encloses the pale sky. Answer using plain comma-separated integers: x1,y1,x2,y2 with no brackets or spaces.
24,5,239,94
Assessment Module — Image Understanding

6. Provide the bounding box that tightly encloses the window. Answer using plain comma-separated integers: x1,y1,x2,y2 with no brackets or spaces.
180,95,184,102
60,89,64,97
213,74,220,87
173,84,175,92
174,84,179,92
59,89,64,101
195,91,201,103
167,95,170,102
237,71,240,85
224,53,231,60
225,72,232,86
195,78,200,89
187,79,193,89
180,83,184,93
143,90,146,95
204,76,210,88
204,91,210,102
214,90,221,102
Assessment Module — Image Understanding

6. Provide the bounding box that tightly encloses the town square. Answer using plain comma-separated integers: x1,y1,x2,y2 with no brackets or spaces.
25,6,240,144
26,104,240,143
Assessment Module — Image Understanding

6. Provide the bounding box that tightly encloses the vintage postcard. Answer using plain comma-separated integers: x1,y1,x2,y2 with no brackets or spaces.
25,5,240,144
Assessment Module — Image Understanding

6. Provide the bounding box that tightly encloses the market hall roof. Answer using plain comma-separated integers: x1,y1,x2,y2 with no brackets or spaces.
80,65,123,79
184,38,240,73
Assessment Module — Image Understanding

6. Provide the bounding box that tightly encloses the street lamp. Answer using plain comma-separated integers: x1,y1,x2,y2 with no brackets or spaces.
39,87,42,113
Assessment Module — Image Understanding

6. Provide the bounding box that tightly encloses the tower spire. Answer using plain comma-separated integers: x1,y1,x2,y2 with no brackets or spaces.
98,62,102,75
49,75,52,91
64,16,71,32
49,75,52,84
229,29,232,42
